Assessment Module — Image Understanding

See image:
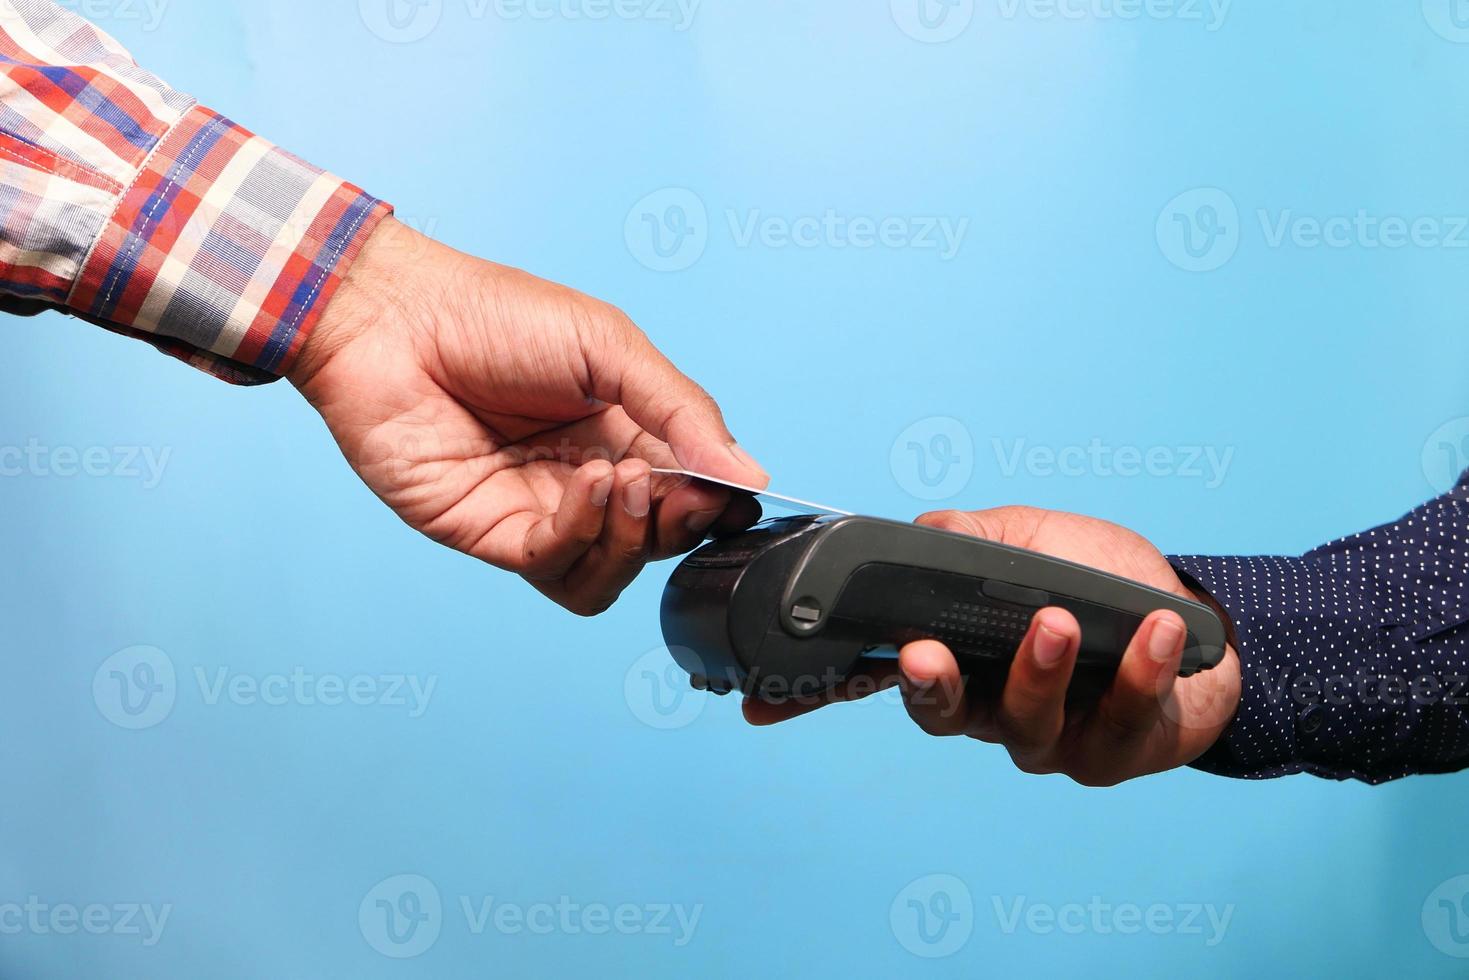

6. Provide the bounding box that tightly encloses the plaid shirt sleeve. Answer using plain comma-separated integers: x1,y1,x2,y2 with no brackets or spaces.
0,0,391,384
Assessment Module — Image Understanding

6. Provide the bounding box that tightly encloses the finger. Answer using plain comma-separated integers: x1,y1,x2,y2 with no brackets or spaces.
742,664,901,726
994,608,1081,761
559,459,653,615
915,509,1008,542
589,319,769,488
1091,611,1186,747
647,468,764,558
519,460,614,581
650,482,732,560
899,641,971,737
710,493,762,534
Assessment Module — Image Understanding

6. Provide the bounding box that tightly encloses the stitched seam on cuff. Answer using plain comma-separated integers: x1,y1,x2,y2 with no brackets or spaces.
280,194,374,352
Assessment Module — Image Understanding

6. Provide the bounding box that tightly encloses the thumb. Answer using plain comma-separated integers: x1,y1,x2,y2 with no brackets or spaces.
915,509,1014,544
589,317,769,488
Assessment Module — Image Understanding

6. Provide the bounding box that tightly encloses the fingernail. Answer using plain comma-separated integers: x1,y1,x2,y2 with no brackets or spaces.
686,508,721,536
1149,619,1184,664
590,475,614,508
625,476,651,519
726,443,769,482
1033,625,1068,669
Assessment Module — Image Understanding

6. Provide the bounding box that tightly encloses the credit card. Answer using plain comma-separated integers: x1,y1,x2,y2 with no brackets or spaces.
652,469,854,516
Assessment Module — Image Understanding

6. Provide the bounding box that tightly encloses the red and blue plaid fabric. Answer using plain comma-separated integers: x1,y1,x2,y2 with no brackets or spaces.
0,0,391,384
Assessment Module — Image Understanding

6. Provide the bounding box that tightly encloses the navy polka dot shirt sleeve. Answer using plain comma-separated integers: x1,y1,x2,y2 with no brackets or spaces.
1168,471,1469,785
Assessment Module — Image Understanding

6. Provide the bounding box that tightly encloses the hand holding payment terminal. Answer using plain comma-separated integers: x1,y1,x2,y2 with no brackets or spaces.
660,514,1227,700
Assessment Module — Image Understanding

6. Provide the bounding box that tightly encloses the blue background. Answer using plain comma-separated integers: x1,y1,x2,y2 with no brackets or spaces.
3,0,1469,975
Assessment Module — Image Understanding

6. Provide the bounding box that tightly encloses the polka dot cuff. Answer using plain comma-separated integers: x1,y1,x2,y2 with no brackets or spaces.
1171,474,1469,784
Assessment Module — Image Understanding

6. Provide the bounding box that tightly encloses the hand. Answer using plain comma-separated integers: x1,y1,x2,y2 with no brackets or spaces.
288,218,768,615
745,507,1242,786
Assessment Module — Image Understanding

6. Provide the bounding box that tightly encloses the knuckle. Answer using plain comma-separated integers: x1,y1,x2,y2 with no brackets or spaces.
1000,690,1062,738
997,702,1063,752
567,523,602,549
568,296,636,356
917,508,1024,542
592,302,642,343
1007,751,1056,777
517,548,553,577
1010,679,1059,715
910,711,963,738
617,457,653,481
616,541,650,564
1000,729,1046,757
1070,770,1124,789
993,505,1046,523
520,565,563,584
570,595,615,618
967,722,1002,744
1097,701,1152,744
916,510,976,535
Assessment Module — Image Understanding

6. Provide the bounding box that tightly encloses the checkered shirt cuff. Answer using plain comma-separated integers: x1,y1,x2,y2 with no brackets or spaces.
68,104,391,385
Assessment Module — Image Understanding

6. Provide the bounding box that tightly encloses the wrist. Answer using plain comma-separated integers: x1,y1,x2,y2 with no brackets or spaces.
286,216,432,392
1187,581,1240,652
1175,582,1243,758
1191,579,1242,709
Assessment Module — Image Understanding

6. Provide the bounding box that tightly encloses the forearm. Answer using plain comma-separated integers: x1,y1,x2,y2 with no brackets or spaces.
1171,474,1469,784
